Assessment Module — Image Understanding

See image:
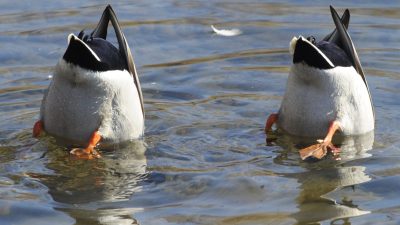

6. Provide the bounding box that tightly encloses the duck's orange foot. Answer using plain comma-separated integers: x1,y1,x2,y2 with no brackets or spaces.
70,147,101,159
69,131,102,160
299,140,340,160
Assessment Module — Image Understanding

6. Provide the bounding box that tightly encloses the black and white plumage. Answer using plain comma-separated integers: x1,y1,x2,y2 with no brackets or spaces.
39,5,144,147
277,6,374,137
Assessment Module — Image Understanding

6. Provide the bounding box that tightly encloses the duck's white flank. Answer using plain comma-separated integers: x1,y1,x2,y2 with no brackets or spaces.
41,59,144,145
278,63,374,137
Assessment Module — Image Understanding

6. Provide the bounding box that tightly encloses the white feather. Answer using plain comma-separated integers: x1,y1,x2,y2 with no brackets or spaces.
211,25,242,37
41,59,144,145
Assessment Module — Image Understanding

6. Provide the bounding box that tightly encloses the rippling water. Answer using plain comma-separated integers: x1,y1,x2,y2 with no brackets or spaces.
1,1,400,224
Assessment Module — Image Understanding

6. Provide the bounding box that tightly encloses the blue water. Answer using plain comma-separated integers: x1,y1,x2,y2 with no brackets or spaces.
1,1,400,224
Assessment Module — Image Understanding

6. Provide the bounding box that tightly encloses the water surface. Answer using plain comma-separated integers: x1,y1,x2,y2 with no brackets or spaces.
1,0,400,224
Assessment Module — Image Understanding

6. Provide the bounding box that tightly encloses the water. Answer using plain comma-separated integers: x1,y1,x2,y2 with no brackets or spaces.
1,0,400,224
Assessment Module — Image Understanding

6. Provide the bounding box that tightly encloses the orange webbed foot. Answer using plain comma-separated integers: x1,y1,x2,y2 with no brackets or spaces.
70,147,101,159
298,121,342,161
70,131,102,160
299,140,341,160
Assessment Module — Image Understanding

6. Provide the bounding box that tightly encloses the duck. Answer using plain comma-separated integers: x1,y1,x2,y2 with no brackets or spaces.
33,5,144,159
265,6,374,160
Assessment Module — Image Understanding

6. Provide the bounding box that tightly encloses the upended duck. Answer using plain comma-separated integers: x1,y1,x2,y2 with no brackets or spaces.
265,6,374,160
33,5,144,159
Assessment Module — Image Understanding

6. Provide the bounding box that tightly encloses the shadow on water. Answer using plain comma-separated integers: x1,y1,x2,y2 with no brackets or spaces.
272,131,375,223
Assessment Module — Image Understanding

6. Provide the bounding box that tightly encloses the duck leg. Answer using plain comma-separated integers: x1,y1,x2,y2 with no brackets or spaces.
265,113,279,133
33,120,44,137
299,121,341,160
265,113,279,144
70,131,102,159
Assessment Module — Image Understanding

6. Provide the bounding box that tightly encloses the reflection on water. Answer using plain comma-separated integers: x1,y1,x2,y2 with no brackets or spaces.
41,140,146,203
1,0,400,224
272,132,374,223
293,166,371,223
36,139,147,224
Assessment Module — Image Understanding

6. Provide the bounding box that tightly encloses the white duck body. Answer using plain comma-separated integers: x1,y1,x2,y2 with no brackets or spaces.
41,59,144,145
39,5,144,147
278,62,374,137
276,6,375,139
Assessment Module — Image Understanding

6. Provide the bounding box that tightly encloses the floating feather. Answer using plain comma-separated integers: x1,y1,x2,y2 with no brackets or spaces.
211,25,242,37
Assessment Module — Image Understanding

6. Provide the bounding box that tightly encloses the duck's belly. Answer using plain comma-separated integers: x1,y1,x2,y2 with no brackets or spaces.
42,77,144,146
278,87,336,137
42,81,105,144
277,74,374,137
